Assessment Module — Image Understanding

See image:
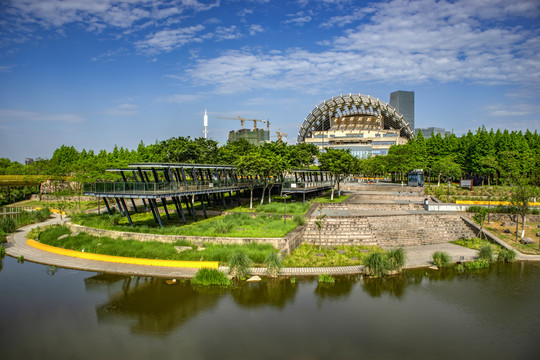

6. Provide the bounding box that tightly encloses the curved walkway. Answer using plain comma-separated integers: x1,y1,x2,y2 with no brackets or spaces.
4,214,539,279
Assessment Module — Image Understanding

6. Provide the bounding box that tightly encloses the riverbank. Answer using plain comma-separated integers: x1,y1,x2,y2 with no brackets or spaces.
5,213,539,278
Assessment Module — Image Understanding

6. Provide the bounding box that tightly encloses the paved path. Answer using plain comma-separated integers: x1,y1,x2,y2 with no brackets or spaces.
4,214,539,279
5,214,198,278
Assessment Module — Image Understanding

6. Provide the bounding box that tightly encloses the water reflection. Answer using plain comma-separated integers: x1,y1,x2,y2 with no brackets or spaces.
87,274,304,335
314,275,358,300
78,263,540,339
362,274,409,298
86,274,225,336
230,279,298,309
1,258,539,360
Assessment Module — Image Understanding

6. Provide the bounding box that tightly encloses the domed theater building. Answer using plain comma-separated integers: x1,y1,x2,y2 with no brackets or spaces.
297,93,414,158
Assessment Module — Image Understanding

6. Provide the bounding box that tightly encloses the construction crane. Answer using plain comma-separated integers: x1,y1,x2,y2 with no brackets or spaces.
275,129,288,141
218,116,270,135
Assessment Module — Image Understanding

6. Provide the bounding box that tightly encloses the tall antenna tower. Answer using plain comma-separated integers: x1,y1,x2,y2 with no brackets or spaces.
203,109,208,139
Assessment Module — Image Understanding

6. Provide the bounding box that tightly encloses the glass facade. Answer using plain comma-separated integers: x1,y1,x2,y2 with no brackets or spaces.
389,91,415,131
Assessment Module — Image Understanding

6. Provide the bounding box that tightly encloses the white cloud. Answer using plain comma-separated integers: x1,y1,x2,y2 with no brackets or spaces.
102,103,139,117
135,25,206,53
248,24,263,35
90,47,129,62
284,11,312,26
187,0,540,93
485,103,540,117
157,94,201,103
0,109,84,123
238,8,253,17
2,0,219,44
0,65,15,73
320,8,368,28
214,25,241,40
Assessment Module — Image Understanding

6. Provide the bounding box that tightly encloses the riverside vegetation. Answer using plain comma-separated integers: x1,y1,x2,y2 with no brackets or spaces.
70,211,303,238
28,225,277,266
0,208,51,243
29,225,408,276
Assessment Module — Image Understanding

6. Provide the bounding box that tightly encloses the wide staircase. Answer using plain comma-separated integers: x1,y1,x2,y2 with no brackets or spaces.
303,186,476,248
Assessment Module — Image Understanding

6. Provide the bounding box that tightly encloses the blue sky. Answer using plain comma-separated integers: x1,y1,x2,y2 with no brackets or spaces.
1,0,539,162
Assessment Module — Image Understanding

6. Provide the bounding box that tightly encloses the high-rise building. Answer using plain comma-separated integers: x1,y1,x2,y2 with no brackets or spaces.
389,91,414,131
228,128,269,146
415,127,451,138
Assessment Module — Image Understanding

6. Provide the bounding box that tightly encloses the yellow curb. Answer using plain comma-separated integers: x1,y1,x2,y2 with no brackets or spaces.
456,200,540,206
35,207,66,216
26,239,218,269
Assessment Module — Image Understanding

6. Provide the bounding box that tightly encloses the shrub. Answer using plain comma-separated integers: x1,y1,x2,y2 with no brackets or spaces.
498,248,517,263
211,217,235,234
365,252,387,277
294,215,306,226
265,252,282,278
33,208,51,222
318,274,335,283
464,259,490,270
228,252,252,280
109,213,123,226
191,268,231,286
478,245,493,262
0,246,5,257
0,217,17,234
386,248,406,271
432,251,452,268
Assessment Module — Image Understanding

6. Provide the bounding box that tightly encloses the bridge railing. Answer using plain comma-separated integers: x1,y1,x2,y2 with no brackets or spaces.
0,206,36,218
281,180,334,189
83,179,263,195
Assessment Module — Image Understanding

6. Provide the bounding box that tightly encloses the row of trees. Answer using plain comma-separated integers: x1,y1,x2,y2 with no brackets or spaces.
357,128,540,186
0,138,319,181
1,127,539,192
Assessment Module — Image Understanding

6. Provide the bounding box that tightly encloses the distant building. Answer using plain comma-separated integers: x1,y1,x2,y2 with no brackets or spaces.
298,94,412,158
389,91,415,131
228,128,269,146
304,118,407,158
25,158,34,165
415,127,451,138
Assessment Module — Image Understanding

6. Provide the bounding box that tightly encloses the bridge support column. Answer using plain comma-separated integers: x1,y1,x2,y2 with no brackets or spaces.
103,197,112,215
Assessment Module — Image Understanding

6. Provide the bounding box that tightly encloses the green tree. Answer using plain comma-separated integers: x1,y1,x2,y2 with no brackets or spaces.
319,149,356,200
51,145,80,175
507,176,538,241
432,156,462,186
235,150,261,210
219,138,256,165
287,143,319,168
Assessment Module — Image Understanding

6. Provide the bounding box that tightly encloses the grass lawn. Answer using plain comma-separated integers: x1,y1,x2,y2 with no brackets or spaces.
310,194,350,203
11,200,100,214
282,244,383,267
71,211,302,238
227,199,312,215
28,225,276,265
29,225,386,268
450,237,501,254
483,221,540,255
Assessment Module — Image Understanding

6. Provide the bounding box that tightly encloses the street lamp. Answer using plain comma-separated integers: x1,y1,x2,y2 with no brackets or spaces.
283,194,288,225
488,194,492,224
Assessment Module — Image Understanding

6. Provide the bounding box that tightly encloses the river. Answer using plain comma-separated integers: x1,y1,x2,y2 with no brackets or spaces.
0,255,539,359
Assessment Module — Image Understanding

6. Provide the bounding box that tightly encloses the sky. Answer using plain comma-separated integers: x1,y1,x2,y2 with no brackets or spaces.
0,0,539,163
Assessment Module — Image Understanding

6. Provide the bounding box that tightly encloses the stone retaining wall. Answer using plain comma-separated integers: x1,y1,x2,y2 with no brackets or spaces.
66,222,303,255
